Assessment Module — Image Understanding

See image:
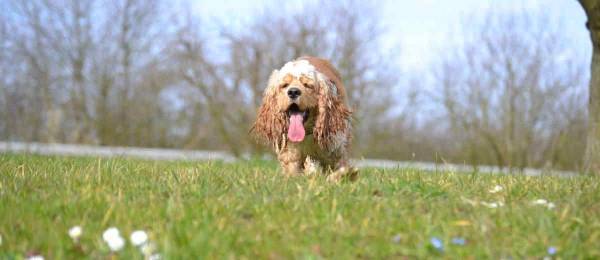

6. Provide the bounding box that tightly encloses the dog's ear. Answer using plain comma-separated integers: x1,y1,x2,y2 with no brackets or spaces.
313,72,352,151
251,70,287,146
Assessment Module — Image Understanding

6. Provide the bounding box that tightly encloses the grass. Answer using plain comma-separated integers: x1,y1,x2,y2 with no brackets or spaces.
0,154,599,259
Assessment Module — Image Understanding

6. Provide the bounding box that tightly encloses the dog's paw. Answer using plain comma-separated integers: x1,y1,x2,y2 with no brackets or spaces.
303,156,321,177
327,166,359,183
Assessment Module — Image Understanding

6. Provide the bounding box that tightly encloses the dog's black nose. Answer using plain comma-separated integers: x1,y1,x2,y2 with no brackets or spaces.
287,88,301,99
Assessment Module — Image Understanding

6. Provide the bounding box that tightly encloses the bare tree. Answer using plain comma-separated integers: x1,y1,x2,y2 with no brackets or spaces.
0,11,8,139
1,0,176,146
46,0,96,142
434,11,586,170
4,0,61,142
578,0,600,174
106,0,165,145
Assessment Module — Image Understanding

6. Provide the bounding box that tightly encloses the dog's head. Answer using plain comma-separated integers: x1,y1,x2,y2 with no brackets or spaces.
251,58,351,150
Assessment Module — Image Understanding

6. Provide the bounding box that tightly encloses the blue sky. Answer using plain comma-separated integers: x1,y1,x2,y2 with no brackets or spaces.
191,0,591,72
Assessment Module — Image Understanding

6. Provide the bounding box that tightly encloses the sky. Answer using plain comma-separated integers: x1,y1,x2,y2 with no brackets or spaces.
191,0,591,73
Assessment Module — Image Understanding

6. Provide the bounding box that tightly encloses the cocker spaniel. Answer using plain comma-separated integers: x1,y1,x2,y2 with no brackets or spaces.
251,56,357,182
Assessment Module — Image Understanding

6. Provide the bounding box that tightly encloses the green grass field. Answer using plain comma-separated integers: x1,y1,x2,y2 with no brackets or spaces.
1,154,599,259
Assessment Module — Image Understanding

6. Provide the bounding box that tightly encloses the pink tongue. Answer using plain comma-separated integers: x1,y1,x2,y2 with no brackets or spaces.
287,114,305,142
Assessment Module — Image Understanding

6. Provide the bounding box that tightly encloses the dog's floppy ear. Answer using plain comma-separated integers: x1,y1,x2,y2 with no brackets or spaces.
251,70,287,146
313,72,352,151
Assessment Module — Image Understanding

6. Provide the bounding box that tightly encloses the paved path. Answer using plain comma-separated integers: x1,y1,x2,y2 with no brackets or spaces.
0,141,576,177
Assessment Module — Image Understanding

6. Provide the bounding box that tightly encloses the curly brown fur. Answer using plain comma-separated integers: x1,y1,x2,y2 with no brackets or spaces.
313,74,352,151
251,56,356,181
250,71,288,147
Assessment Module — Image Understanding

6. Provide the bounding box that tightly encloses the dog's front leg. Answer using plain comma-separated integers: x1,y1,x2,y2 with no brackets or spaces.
277,145,303,177
326,159,359,183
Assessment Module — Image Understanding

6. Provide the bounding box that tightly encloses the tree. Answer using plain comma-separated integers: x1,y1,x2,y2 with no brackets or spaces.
578,0,600,174
434,11,586,170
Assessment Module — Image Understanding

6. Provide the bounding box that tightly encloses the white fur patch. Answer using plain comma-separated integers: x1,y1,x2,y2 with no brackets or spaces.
315,70,337,97
304,156,320,176
278,60,317,81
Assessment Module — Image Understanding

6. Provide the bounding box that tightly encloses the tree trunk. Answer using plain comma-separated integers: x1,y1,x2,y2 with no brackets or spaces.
579,0,600,174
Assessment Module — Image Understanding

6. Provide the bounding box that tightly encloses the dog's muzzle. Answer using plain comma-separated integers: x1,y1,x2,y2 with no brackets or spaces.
287,87,301,99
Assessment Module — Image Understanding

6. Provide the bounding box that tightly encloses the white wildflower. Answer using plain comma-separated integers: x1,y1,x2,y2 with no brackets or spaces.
141,242,157,256
481,201,504,208
103,227,120,241
149,253,162,260
480,202,497,208
26,255,44,260
489,185,503,193
103,227,125,252
130,230,148,247
106,236,125,252
532,199,556,209
68,226,82,241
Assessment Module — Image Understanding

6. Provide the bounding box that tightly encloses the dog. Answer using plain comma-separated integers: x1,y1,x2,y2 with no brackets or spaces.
251,56,357,182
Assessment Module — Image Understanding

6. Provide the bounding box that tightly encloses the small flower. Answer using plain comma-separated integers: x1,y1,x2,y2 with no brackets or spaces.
547,246,557,255
103,227,120,241
430,237,443,251
26,255,44,260
451,237,466,245
391,234,402,243
149,253,162,260
489,185,503,193
141,242,157,256
481,201,504,208
68,226,82,241
531,199,556,209
103,227,125,252
106,236,125,252
130,230,148,247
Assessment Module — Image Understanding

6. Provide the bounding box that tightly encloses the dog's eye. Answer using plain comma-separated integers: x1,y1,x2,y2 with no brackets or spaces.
280,83,289,89
303,83,313,89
